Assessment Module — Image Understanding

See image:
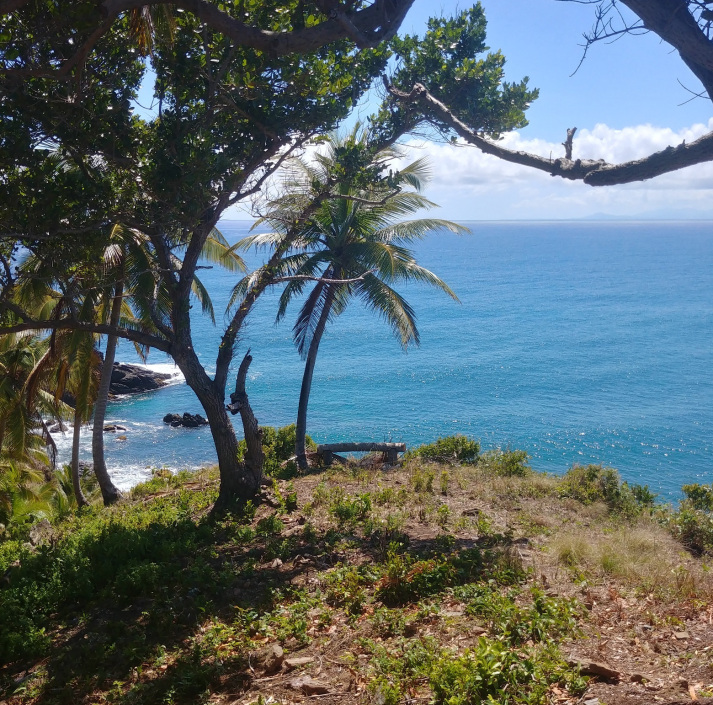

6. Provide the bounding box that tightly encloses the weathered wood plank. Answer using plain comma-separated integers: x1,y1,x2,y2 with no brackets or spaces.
317,442,406,453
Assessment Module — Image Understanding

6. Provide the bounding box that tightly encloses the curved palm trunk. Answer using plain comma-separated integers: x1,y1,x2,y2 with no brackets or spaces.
91,280,123,505
295,288,335,470
71,407,88,508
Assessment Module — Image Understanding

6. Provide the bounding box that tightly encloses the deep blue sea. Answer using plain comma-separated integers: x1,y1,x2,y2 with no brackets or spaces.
52,220,713,499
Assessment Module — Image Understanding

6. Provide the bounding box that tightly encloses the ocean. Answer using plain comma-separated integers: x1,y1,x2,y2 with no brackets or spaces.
51,220,713,500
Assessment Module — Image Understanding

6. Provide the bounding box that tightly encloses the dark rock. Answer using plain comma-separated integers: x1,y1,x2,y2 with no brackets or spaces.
49,421,68,433
110,363,173,396
251,644,284,675
182,412,200,428
163,412,209,428
103,424,126,432
288,676,332,695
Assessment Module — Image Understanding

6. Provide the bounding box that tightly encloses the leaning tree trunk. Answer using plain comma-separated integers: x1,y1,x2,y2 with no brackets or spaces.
295,289,335,470
71,407,88,508
91,280,123,505
228,350,264,485
174,345,263,511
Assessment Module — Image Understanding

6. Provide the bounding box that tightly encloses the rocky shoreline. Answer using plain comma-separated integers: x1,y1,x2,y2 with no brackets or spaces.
109,362,176,396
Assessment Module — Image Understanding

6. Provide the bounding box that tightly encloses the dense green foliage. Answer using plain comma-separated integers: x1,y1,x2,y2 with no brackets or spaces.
372,5,537,143
480,448,532,477
237,424,316,478
558,464,656,517
405,434,481,464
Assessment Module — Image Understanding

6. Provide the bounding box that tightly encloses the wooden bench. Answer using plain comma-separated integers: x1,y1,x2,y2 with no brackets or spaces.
316,442,406,465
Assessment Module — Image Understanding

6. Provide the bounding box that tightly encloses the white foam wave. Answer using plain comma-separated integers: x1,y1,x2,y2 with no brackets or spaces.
110,462,214,491
121,360,185,385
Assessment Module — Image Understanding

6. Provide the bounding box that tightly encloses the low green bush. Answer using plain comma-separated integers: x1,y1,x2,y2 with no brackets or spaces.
329,492,372,526
376,546,523,606
664,506,713,555
405,435,480,465
429,638,585,705
237,424,316,478
480,448,531,477
557,464,654,518
681,483,713,511
0,480,222,665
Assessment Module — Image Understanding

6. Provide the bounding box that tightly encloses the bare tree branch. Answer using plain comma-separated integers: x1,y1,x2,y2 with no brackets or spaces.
386,80,713,186
562,127,577,160
559,0,713,100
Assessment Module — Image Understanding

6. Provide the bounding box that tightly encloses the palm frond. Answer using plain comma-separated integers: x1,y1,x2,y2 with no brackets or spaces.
375,219,470,244
191,274,215,324
230,231,286,253
202,230,246,272
355,275,419,348
293,280,336,359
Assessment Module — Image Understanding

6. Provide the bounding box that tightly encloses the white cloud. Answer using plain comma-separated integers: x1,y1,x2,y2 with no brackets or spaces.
395,121,713,219
224,121,713,221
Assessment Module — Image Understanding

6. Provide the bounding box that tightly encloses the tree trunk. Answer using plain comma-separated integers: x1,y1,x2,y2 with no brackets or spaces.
92,280,123,506
174,345,262,511
229,350,264,484
295,289,335,470
71,407,88,508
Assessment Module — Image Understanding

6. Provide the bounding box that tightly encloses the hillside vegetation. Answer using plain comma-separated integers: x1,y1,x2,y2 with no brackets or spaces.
1,437,713,705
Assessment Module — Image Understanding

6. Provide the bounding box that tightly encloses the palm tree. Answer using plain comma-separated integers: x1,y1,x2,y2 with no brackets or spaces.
8,224,244,504
88,224,245,502
239,127,467,468
0,332,60,469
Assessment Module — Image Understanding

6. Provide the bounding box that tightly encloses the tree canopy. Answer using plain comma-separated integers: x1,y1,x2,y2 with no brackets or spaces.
0,1,535,505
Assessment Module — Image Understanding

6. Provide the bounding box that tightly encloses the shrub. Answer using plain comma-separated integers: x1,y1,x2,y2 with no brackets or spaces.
681,483,713,511
557,464,651,517
429,638,584,705
664,506,713,555
405,435,480,465
376,547,522,606
238,424,316,478
479,448,531,477
558,464,622,506
329,492,372,526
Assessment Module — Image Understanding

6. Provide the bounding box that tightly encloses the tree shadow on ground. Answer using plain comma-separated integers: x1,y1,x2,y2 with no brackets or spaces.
0,496,518,705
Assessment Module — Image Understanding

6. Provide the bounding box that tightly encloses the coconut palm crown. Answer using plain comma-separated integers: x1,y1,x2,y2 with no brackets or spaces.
235,125,468,468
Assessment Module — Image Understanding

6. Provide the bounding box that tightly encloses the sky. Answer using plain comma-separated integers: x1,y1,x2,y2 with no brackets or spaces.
155,1,713,221
379,0,713,220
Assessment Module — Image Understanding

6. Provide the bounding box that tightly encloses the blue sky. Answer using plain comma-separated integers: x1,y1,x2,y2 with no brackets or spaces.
381,0,713,220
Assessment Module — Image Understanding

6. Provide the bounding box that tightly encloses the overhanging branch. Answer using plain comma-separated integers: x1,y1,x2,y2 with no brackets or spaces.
387,81,713,186
3,0,414,79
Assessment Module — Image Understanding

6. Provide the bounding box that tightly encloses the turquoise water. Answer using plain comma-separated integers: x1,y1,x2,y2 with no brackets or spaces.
52,220,713,498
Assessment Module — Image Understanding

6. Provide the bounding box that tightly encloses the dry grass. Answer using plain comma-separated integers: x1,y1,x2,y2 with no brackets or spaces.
550,517,713,600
